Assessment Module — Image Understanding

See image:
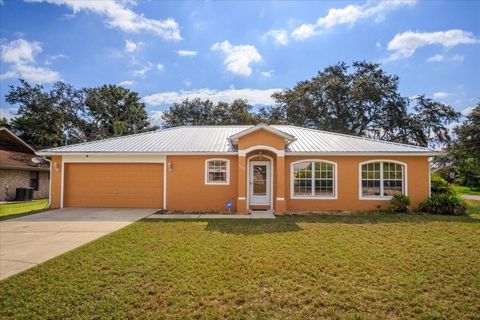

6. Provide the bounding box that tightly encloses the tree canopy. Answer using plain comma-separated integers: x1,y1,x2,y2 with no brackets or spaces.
446,102,480,188
4,80,150,147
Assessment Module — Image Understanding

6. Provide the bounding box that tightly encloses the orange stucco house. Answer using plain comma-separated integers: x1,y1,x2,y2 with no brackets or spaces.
38,124,439,214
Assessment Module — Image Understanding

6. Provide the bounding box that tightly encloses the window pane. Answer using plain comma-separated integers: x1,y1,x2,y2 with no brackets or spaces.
384,180,403,196
207,160,227,182
362,179,381,196
294,179,312,195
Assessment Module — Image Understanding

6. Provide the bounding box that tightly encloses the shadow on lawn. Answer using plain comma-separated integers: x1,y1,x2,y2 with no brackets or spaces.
200,213,479,235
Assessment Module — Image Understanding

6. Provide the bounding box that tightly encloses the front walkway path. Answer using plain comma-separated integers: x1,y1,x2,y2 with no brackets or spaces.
0,208,156,280
148,213,276,220
461,194,480,201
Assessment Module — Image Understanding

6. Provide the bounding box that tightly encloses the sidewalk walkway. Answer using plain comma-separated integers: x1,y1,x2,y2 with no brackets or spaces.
461,194,480,201
147,213,276,220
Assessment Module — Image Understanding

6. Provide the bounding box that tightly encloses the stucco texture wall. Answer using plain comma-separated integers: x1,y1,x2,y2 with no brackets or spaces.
166,155,238,212
284,156,430,212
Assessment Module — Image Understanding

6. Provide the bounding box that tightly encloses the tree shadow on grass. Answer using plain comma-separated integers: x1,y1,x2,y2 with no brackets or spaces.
145,213,479,236
204,213,479,235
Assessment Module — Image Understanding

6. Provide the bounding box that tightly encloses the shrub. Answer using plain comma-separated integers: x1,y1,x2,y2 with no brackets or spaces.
431,173,455,195
388,194,411,213
419,194,467,215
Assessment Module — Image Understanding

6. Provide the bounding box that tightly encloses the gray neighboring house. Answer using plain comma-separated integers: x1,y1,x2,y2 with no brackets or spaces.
0,127,50,201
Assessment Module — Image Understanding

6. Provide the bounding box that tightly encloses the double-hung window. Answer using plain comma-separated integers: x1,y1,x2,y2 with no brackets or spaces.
291,160,337,199
360,161,406,199
205,159,230,185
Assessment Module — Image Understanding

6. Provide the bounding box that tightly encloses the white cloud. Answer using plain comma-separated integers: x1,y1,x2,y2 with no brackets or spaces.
176,50,197,57
433,92,449,100
263,29,289,45
44,53,67,65
149,110,165,127
427,54,444,62
118,80,135,87
156,64,164,71
0,108,16,120
27,0,182,41
1,38,41,64
291,0,415,40
427,53,464,63
211,41,262,76
384,29,478,62
461,106,474,116
132,62,152,77
143,88,281,106
0,38,61,83
261,70,274,78
124,39,143,53
291,24,317,40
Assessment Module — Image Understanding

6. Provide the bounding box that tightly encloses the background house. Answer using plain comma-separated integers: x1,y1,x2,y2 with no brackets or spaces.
0,127,50,201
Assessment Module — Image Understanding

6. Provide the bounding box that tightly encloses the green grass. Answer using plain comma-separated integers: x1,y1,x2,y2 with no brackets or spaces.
466,199,480,216
1,213,479,319
0,199,49,220
454,185,480,196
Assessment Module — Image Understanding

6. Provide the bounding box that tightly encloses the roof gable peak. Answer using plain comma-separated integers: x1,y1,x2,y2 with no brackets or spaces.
228,123,296,145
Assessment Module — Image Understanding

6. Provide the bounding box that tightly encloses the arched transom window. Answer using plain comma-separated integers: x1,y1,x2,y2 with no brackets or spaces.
360,161,406,199
291,160,337,199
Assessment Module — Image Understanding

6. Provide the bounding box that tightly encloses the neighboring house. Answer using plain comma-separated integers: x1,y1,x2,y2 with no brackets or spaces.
38,124,439,213
0,127,50,201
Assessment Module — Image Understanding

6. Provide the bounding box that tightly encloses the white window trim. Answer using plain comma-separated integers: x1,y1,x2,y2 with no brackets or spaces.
358,159,408,200
205,158,230,185
290,159,338,200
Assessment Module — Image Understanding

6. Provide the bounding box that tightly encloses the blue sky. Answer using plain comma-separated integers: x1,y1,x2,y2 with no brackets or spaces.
1,0,479,125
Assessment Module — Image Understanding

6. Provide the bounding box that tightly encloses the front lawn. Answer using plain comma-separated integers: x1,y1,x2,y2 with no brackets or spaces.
454,185,480,196
1,213,479,319
0,199,49,220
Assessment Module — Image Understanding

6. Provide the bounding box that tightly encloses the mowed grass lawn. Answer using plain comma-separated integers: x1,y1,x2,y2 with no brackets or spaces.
0,199,49,220
454,185,480,196
1,213,479,319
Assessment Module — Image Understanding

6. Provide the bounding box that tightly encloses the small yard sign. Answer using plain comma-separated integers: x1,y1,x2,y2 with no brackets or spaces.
226,201,233,213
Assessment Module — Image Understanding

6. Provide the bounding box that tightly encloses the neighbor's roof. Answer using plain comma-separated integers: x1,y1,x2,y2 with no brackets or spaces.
38,125,438,155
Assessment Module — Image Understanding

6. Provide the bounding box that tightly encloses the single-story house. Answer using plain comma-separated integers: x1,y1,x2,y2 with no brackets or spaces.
0,127,50,201
38,124,439,213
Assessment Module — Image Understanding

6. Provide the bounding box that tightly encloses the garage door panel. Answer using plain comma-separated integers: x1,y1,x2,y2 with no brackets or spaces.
64,163,164,208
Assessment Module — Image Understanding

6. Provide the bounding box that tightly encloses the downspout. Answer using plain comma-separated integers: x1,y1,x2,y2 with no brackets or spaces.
42,156,52,208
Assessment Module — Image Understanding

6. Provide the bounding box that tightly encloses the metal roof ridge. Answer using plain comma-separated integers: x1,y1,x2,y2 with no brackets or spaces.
39,126,181,152
275,125,433,151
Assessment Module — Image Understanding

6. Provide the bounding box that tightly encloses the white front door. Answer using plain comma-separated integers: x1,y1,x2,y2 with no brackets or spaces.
249,161,271,206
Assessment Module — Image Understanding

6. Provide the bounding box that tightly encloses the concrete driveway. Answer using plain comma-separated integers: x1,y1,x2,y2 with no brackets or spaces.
0,208,156,280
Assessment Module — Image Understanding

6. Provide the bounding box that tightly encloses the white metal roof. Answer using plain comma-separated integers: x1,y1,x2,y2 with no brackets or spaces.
38,125,437,155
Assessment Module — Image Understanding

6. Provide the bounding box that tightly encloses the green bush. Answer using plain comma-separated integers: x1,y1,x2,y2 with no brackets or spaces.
388,194,411,213
431,173,455,195
419,194,467,215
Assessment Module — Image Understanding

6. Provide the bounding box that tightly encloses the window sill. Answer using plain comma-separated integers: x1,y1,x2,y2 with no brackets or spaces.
205,182,230,186
359,196,393,201
291,196,337,200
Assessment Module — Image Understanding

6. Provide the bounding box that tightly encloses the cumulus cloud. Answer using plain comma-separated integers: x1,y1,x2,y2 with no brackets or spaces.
384,29,478,62
149,110,165,127
176,50,197,57
433,92,449,100
143,88,281,106
132,62,152,77
263,29,289,45
156,64,164,71
291,0,415,40
27,0,182,41
211,41,261,76
261,70,274,78
0,38,61,83
118,80,135,87
124,39,143,53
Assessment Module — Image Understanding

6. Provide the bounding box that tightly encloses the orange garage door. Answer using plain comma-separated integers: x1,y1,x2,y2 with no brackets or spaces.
64,163,164,208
